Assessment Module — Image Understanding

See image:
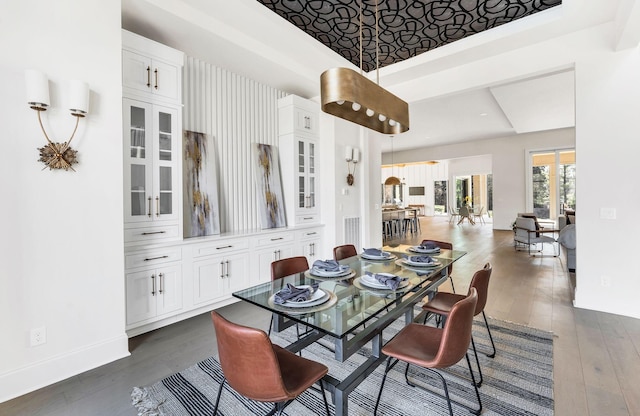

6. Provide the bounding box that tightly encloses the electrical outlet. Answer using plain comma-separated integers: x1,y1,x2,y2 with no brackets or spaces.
30,327,46,346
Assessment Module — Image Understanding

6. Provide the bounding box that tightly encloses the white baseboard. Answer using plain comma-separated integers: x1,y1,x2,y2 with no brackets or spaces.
0,333,130,403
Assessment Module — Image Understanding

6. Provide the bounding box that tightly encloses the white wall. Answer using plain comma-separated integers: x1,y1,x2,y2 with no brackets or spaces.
0,0,128,401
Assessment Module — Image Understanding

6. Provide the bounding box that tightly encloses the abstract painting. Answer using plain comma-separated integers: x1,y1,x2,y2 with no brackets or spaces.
252,143,286,229
183,131,220,237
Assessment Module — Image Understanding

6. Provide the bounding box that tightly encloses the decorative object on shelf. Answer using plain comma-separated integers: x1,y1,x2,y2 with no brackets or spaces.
25,70,89,171
320,0,409,135
345,145,360,186
253,143,286,229
384,136,401,186
183,131,220,237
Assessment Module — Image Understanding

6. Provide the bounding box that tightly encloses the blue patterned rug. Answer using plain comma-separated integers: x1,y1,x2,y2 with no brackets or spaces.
132,316,553,415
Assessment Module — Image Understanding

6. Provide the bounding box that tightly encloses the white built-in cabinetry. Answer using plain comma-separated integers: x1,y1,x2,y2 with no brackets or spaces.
278,95,320,226
122,35,326,336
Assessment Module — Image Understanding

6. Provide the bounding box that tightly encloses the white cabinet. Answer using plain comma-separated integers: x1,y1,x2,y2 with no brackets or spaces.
279,95,320,226
123,98,181,243
122,30,183,103
126,263,182,326
253,233,296,285
298,228,323,264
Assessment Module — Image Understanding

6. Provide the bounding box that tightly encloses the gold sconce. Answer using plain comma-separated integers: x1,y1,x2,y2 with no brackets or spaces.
320,0,409,134
345,145,360,186
25,70,89,171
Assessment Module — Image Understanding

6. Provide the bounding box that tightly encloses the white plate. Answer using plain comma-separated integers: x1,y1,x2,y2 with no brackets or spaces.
409,246,441,254
310,267,351,277
359,274,409,290
403,257,441,267
279,287,328,308
361,251,396,260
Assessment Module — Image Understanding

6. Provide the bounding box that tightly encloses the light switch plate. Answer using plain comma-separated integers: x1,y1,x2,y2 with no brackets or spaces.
600,207,616,220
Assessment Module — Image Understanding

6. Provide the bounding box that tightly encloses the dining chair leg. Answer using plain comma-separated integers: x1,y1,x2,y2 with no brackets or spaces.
482,311,497,358
319,380,330,416
465,353,483,415
213,377,225,414
470,336,483,387
374,357,399,415
404,364,454,416
449,275,456,293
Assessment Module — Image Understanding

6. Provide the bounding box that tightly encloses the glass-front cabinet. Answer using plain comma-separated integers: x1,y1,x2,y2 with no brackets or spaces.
123,98,179,225
297,138,316,211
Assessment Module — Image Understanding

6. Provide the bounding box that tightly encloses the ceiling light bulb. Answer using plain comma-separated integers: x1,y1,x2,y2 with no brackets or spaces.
352,102,361,111
337,100,345,105
389,119,396,126
378,114,386,122
366,108,375,117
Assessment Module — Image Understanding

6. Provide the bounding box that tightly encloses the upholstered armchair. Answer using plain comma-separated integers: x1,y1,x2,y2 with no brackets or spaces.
514,217,559,256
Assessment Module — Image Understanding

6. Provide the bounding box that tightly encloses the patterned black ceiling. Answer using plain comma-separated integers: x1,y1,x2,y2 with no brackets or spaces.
256,0,562,72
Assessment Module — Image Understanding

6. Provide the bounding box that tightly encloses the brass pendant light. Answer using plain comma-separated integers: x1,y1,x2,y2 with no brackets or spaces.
384,135,401,185
320,1,409,134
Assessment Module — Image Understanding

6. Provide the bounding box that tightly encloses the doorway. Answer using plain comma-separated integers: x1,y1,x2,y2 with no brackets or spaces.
527,149,576,221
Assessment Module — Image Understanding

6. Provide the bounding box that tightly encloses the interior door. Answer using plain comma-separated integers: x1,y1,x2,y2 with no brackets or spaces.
528,149,576,221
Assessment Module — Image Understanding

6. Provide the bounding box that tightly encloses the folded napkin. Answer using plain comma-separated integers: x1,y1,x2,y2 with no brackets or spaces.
420,241,439,250
365,272,407,290
273,283,319,304
406,255,435,264
312,259,349,273
363,248,386,257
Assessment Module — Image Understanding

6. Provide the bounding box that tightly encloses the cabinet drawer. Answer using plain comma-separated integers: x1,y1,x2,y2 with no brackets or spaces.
126,247,182,269
297,229,321,241
296,214,318,224
125,224,180,243
193,239,250,257
255,232,295,248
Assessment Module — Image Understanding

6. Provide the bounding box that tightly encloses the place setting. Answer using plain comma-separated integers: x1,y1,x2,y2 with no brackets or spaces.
396,254,442,272
407,240,441,254
267,282,337,314
353,271,412,295
360,247,397,261
305,259,356,281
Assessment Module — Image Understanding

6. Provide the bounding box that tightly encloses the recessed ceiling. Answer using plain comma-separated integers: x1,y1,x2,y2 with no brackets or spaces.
256,0,562,72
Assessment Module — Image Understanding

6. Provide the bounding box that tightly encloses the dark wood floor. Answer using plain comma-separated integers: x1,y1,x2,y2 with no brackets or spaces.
2,216,639,415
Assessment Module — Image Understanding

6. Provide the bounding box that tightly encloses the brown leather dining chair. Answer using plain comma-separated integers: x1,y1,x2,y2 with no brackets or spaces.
211,311,330,416
333,244,357,261
269,256,309,336
422,262,495,387
374,288,481,416
421,239,456,293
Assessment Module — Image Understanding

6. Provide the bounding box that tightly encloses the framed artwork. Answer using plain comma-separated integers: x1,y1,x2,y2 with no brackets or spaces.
252,143,286,229
183,130,220,236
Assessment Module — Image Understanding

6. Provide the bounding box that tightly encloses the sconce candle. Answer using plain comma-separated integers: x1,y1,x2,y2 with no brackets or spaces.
345,145,360,186
345,145,353,161
352,148,360,163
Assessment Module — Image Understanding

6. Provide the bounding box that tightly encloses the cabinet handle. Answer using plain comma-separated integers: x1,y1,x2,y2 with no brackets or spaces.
220,261,225,279
146,66,151,87
154,68,158,89
144,255,169,262
306,232,317,236
151,274,156,296
271,237,284,241
141,231,166,236
225,260,230,278
158,273,164,294
310,243,315,256
304,217,313,220
147,197,152,217
216,245,233,250
304,115,311,130
155,196,160,217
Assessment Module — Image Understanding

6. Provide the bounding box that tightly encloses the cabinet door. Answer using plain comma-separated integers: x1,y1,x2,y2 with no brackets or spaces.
295,107,318,136
152,59,180,101
152,105,179,222
126,269,156,324
302,238,321,264
192,258,226,305
254,244,295,285
156,264,182,316
221,253,250,294
296,138,317,213
123,99,154,224
122,50,153,95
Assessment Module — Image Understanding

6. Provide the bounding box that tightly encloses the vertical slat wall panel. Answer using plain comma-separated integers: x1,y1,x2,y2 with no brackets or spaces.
183,57,286,232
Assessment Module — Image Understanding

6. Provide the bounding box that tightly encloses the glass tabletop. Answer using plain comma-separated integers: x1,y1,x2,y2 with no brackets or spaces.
232,244,466,340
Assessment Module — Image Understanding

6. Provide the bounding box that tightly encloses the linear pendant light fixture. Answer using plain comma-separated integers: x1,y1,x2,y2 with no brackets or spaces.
320,1,409,135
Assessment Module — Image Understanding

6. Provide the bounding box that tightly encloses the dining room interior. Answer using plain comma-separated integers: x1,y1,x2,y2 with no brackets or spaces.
2,1,640,415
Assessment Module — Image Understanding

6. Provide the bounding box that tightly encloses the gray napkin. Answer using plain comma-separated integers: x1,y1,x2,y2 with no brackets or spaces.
274,283,319,304
312,259,348,273
363,248,386,257
365,271,407,290
405,255,435,264
420,241,438,250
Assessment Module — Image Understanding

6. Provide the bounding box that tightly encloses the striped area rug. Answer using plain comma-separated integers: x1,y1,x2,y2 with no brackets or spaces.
131,315,553,416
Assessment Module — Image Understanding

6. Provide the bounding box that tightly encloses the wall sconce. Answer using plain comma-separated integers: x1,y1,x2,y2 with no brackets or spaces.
25,70,89,171
345,145,360,186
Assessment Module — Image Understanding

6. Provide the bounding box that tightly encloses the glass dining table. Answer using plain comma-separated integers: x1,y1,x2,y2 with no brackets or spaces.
232,244,467,416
